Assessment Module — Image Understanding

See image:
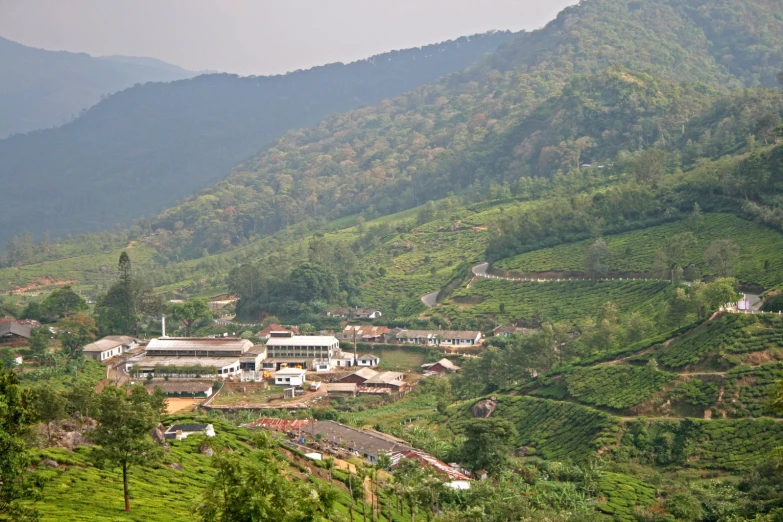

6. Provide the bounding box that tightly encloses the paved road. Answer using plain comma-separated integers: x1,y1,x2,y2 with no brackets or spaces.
472,262,489,276
421,290,439,308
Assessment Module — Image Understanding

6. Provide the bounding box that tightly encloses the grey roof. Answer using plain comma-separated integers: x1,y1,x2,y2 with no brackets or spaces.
327,383,358,393
343,368,378,381
423,358,461,371
310,420,410,458
0,322,31,339
265,335,338,347
358,353,380,360
146,337,253,353
83,336,135,353
365,371,405,385
165,423,211,433
126,355,239,369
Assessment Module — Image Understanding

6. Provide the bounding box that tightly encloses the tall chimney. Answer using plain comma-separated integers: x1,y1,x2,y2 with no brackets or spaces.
161,314,166,337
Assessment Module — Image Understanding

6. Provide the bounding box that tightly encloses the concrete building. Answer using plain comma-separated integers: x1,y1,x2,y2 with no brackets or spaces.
164,423,215,440
83,335,140,362
274,367,307,387
422,358,462,375
357,353,380,367
264,331,341,371
124,337,254,378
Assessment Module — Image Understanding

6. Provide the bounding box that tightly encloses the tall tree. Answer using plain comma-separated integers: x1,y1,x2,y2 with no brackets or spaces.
458,418,518,476
40,285,88,321
167,300,213,337
56,313,97,359
704,239,740,277
0,362,39,521
585,238,610,280
90,385,163,513
34,385,66,445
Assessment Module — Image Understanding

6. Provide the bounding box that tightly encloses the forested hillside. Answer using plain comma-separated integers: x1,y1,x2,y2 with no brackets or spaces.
141,0,783,259
0,36,199,138
0,32,516,244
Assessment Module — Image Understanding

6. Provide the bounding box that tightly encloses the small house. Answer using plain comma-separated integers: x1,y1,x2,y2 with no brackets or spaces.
422,358,461,375
326,383,358,397
364,371,406,390
0,322,31,343
274,367,307,387
353,308,382,319
164,423,216,440
357,354,380,367
339,367,379,385
83,335,140,362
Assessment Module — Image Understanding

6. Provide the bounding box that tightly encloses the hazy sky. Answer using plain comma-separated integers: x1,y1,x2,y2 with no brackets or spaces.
0,0,577,76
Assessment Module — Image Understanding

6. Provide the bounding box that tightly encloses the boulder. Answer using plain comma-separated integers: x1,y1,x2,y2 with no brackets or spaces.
167,463,184,470
199,444,214,457
150,425,166,444
41,459,58,468
471,397,498,418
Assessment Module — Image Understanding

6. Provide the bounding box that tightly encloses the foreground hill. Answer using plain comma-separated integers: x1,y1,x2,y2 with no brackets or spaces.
0,32,516,244
0,36,200,138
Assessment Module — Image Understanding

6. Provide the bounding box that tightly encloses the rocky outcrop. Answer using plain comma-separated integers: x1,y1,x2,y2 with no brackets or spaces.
471,397,498,418
199,443,214,457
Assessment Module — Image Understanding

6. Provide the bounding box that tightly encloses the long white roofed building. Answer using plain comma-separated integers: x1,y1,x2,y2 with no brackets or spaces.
262,331,341,372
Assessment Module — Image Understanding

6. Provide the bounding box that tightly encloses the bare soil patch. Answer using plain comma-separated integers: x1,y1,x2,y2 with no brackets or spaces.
165,398,203,413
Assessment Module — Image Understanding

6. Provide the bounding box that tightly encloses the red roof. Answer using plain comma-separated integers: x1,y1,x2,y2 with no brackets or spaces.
394,449,470,480
260,324,291,336
244,417,312,432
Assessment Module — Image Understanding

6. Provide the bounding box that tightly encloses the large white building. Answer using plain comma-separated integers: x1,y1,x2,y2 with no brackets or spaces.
125,337,260,378
262,331,341,372
83,335,140,362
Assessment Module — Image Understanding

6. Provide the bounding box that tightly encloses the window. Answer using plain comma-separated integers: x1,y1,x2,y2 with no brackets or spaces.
285,378,290,382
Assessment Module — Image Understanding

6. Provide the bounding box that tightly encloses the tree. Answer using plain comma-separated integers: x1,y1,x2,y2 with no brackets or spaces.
458,418,518,476
288,263,339,304
585,238,610,280
56,313,97,358
40,285,88,321
35,385,66,445
64,380,97,419
696,278,740,316
197,445,335,522
167,300,213,337
118,251,132,289
28,326,50,363
704,239,739,277
654,232,696,282
631,149,667,186
96,253,164,336
0,362,39,521
90,385,163,513
686,203,703,235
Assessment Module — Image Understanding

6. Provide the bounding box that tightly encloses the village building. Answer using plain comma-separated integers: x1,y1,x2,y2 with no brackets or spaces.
308,420,410,464
339,325,389,342
326,382,358,397
0,322,31,343
124,337,254,378
327,307,382,319
395,329,482,346
493,325,534,337
82,335,140,362
264,331,341,371
148,381,213,398
357,353,380,367
391,449,470,481
258,324,296,341
364,371,406,390
338,367,379,385
238,345,268,373
164,423,215,441
333,352,356,368
274,367,307,387
422,358,461,376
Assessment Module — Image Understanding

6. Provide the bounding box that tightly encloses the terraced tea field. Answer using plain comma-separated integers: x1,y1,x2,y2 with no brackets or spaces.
565,365,676,410
654,314,783,369
437,278,670,324
494,213,783,288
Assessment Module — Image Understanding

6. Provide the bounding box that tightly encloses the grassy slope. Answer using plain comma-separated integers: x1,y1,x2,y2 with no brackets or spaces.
29,417,365,522
495,213,783,288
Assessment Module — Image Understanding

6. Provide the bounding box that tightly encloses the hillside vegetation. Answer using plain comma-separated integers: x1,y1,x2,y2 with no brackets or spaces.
0,32,516,244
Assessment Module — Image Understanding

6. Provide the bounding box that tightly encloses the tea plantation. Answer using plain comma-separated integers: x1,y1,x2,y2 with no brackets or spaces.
654,314,783,369
564,365,676,410
437,278,670,324
494,213,783,288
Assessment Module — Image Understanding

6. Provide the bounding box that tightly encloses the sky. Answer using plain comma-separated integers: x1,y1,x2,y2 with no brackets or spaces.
0,0,578,76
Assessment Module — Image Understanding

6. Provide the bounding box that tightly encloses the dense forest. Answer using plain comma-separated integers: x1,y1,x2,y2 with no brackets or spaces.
0,31,516,244
0,36,199,138
136,0,783,260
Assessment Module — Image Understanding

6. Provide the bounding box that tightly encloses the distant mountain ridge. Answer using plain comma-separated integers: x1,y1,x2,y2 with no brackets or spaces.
0,31,517,244
0,36,200,137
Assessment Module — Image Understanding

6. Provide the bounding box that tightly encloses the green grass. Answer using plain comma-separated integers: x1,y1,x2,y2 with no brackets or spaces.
565,365,676,410
435,278,670,324
495,213,783,288
654,314,783,369
19,359,105,391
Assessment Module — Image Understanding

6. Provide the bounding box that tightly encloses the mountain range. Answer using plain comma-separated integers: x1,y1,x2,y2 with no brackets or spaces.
0,36,202,138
